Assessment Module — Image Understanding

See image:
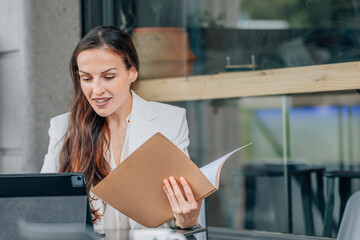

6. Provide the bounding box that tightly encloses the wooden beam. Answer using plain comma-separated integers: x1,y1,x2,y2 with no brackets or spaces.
134,61,360,102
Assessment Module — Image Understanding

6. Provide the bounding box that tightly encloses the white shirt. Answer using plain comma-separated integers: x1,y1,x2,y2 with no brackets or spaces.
98,114,131,230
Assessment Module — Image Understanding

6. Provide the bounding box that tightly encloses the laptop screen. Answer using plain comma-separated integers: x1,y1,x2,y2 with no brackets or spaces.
0,173,93,240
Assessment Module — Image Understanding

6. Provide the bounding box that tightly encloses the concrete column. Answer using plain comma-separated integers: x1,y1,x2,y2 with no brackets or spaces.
0,0,81,173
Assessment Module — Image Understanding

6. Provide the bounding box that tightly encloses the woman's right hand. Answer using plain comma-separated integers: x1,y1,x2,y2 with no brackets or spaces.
163,176,201,229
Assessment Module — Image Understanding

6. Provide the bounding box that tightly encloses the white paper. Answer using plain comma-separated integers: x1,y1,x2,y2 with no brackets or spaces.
200,143,252,187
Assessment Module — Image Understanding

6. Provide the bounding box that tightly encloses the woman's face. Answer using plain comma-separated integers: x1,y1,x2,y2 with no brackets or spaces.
77,48,138,118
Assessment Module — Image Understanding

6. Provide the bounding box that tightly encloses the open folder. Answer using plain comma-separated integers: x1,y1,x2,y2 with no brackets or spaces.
92,133,251,228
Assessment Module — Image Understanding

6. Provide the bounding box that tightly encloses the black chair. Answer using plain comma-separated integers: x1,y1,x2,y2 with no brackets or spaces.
228,163,325,235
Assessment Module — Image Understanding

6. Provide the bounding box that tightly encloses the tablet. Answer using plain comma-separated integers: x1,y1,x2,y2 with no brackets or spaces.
0,173,93,240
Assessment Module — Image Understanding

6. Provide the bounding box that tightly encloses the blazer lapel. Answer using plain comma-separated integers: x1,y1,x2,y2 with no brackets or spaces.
127,91,160,229
126,91,160,158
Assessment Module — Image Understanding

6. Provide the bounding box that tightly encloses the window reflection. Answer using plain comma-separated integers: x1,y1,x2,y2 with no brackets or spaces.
175,91,360,237
81,0,360,238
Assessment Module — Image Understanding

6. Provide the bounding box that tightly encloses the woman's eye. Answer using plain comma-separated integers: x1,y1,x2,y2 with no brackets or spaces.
104,76,115,80
81,77,91,81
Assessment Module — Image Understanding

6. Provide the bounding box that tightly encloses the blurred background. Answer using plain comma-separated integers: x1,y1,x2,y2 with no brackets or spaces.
1,0,360,239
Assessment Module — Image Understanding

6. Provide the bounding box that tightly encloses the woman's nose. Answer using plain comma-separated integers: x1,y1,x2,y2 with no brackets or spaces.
92,79,104,95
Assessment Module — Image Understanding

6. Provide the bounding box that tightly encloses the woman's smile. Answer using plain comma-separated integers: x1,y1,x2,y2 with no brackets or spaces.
93,97,112,107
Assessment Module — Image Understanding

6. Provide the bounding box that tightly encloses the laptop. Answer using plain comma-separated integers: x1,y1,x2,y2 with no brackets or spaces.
0,173,93,240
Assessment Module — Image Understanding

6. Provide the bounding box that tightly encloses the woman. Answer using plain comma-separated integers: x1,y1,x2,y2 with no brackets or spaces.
41,26,201,230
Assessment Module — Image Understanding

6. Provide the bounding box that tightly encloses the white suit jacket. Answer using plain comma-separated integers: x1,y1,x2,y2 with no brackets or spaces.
41,91,190,229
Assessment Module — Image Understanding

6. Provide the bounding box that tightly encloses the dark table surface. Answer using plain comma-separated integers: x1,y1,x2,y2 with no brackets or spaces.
97,227,206,240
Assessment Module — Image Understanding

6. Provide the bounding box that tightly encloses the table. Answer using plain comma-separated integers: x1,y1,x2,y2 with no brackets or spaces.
97,227,206,240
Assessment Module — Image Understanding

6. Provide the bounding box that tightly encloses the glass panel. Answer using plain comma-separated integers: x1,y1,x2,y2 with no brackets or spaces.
184,0,360,75
175,90,360,238
174,96,288,233
84,0,360,77
289,91,360,238
128,0,189,80
80,0,360,238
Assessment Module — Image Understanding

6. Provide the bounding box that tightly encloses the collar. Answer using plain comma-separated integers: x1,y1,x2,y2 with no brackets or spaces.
126,90,160,157
130,90,157,123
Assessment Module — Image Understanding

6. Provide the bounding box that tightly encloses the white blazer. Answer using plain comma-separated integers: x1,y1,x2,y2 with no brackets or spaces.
41,91,190,229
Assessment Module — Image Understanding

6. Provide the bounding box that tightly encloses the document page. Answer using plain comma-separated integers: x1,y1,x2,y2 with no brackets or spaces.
200,143,252,188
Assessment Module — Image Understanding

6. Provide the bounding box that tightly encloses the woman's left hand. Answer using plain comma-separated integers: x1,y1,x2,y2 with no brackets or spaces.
163,176,201,229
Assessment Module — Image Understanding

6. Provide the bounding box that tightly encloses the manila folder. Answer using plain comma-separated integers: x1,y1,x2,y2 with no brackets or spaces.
91,132,215,228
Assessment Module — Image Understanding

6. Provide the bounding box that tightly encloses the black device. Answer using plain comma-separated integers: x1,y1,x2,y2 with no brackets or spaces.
0,173,94,240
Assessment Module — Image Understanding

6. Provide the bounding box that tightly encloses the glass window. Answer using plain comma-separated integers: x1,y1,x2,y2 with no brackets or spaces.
82,0,360,238
175,91,360,238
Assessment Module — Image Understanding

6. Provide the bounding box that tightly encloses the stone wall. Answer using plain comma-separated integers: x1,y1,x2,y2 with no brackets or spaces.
0,0,81,173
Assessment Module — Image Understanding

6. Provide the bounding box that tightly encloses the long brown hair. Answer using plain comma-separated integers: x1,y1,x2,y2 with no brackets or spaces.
59,26,139,221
